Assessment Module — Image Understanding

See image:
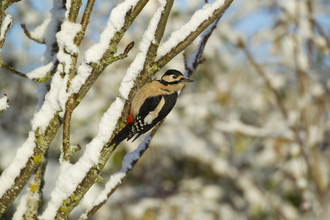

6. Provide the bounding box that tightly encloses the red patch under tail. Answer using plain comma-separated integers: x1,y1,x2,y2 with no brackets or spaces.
126,111,134,125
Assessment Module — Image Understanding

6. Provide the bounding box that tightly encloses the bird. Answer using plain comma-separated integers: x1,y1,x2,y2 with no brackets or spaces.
108,69,193,149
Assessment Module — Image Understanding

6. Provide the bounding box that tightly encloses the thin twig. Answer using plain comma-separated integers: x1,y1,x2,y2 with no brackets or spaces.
21,23,45,44
142,0,174,72
62,97,74,162
1,64,39,82
184,15,222,77
74,0,96,46
62,0,86,163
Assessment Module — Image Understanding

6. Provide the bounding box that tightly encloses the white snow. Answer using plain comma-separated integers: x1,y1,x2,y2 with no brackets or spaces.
118,52,146,99
156,0,225,60
0,95,9,111
64,0,72,19
0,14,12,41
56,21,81,55
0,131,36,198
184,24,212,73
80,134,152,220
71,0,141,97
12,194,28,220
31,70,68,132
13,174,42,220
29,17,51,42
119,0,167,99
26,61,54,80
39,98,124,220
56,21,81,74
0,14,12,55
41,0,66,64
70,62,93,94
85,0,140,63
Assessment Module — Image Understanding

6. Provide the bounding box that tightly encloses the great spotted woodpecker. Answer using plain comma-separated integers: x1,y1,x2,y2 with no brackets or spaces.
108,69,193,149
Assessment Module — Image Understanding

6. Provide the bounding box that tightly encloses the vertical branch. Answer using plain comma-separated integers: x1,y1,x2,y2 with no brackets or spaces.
68,0,82,22
62,0,84,162
23,157,48,218
74,0,96,46
143,0,174,70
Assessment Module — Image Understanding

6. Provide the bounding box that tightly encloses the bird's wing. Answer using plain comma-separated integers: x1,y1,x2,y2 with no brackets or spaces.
138,95,163,123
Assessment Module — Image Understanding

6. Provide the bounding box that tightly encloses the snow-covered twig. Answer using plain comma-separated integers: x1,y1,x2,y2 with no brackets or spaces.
184,14,222,77
155,0,233,69
21,23,45,44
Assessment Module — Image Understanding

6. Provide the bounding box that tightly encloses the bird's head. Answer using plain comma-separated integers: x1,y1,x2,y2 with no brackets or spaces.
160,70,194,86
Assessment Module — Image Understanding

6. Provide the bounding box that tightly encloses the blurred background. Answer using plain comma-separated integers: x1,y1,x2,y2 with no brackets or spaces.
1,0,330,219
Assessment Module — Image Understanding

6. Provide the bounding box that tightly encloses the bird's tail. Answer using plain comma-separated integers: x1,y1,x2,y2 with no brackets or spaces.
108,124,133,149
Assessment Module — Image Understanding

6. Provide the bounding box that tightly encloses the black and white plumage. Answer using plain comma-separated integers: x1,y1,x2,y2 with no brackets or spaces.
108,69,193,149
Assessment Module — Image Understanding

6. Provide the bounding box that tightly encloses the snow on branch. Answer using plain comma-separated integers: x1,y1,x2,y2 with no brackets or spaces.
70,0,145,95
0,94,9,113
184,13,222,77
119,0,171,99
0,132,36,199
79,133,153,220
155,0,232,68
84,0,141,64
39,98,124,220
0,14,12,47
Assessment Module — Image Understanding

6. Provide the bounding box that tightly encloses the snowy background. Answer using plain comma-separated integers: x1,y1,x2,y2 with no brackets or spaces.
1,0,330,219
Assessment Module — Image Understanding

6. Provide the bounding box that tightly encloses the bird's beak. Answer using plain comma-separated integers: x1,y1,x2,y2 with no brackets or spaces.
180,78,194,83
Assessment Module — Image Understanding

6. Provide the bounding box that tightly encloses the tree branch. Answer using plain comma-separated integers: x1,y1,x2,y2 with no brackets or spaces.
80,3,225,216
142,0,174,73
0,1,67,215
155,0,233,69
1,64,38,82
74,0,95,46
68,0,82,23
20,23,45,44
80,121,163,220
62,0,88,163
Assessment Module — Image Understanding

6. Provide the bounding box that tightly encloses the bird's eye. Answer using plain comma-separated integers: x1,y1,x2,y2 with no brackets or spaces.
172,75,177,79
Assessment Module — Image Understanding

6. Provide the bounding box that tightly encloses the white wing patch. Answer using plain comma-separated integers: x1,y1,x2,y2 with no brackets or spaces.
143,96,165,124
